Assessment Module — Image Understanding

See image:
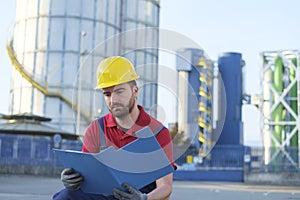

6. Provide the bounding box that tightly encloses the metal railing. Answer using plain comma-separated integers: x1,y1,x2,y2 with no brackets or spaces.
6,41,92,122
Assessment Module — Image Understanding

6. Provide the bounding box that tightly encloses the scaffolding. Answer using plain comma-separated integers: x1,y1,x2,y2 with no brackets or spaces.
260,50,299,170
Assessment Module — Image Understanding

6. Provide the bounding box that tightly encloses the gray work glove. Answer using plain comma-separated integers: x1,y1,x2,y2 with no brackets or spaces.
61,168,84,191
113,183,147,200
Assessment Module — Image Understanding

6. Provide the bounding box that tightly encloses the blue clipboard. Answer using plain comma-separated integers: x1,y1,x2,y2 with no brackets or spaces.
53,126,174,195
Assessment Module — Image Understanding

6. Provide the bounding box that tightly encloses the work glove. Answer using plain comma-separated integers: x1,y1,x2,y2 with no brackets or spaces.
113,183,147,200
61,168,84,191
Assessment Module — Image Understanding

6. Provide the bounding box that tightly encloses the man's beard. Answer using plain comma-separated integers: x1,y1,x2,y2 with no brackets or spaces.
109,94,135,119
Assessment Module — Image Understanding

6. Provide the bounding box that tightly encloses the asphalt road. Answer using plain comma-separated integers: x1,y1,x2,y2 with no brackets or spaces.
0,174,299,200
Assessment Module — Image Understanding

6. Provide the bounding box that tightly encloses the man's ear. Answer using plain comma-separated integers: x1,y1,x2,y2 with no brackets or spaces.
133,86,138,100
133,86,138,93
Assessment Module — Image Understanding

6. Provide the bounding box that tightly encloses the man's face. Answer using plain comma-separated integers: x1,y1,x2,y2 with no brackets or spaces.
102,83,138,119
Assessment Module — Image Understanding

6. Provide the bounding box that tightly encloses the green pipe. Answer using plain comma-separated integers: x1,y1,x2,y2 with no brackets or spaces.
289,58,298,148
272,56,284,147
272,56,284,170
289,58,298,164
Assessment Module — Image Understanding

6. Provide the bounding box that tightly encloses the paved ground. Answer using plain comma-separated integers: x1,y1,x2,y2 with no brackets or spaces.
0,174,299,200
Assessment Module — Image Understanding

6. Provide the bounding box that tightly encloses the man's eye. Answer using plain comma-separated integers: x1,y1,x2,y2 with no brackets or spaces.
104,93,111,97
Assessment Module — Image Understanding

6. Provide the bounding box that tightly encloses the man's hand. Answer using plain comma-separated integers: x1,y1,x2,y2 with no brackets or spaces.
113,183,147,200
61,168,84,191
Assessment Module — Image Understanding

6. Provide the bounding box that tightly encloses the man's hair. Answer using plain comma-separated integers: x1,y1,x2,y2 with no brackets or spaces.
128,80,137,89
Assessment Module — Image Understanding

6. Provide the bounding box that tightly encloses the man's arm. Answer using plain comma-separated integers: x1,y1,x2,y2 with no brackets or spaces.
147,173,173,200
82,120,101,153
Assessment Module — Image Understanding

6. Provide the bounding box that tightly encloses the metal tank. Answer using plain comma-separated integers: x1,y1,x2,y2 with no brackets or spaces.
7,0,160,135
217,52,244,145
120,0,160,115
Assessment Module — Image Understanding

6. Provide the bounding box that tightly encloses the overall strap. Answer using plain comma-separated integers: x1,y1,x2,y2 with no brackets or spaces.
153,125,166,136
139,125,166,194
97,117,106,150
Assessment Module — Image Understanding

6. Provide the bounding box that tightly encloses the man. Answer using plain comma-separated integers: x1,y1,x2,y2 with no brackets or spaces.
53,56,176,200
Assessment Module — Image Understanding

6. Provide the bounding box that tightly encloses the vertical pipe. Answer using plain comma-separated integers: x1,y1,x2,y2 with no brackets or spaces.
272,56,284,170
289,58,298,163
76,32,86,136
118,0,123,55
263,68,272,165
289,58,298,147
297,58,300,167
178,71,189,137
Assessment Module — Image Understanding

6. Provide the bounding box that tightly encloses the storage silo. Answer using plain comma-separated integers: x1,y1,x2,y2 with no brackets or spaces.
7,0,160,135
120,0,160,114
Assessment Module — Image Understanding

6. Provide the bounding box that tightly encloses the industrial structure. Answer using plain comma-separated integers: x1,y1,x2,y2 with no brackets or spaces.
7,0,160,135
172,49,300,181
174,49,246,181
260,50,299,170
175,48,214,154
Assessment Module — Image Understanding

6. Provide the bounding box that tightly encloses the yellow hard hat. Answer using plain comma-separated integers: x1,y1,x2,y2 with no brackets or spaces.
95,56,139,89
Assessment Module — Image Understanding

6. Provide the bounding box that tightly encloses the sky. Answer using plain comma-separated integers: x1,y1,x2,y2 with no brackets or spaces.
1,0,300,146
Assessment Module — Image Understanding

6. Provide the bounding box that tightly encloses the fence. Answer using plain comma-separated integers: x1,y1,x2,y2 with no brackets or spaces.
0,133,82,176
246,146,300,172
174,144,300,172
0,133,299,176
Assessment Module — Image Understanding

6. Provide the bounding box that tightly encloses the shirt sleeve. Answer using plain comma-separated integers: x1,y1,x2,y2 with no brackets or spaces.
155,128,177,170
82,120,101,153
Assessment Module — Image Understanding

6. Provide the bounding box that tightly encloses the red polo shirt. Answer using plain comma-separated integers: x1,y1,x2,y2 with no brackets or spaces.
82,105,176,169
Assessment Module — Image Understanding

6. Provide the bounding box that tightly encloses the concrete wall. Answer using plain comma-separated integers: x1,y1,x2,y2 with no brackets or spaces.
244,172,300,186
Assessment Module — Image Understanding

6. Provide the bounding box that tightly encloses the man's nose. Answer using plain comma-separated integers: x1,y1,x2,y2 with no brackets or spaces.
110,92,119,103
